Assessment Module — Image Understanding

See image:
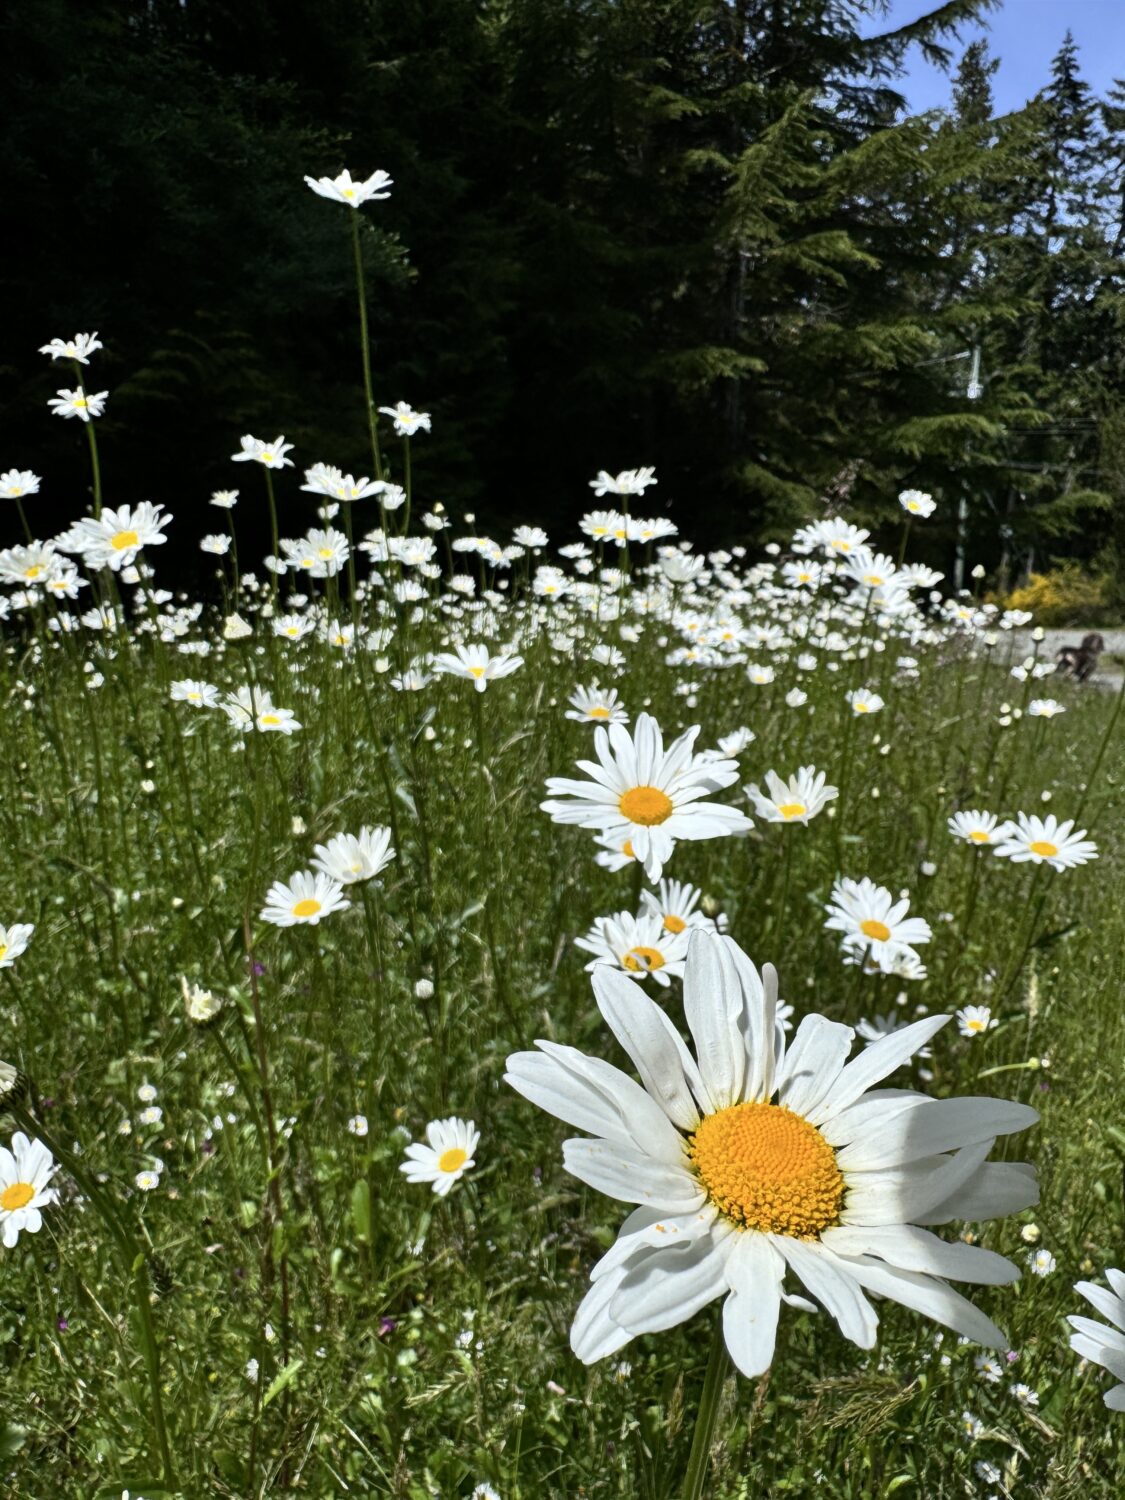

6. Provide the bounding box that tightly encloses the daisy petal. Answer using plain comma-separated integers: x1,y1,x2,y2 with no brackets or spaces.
722,1232,785,1376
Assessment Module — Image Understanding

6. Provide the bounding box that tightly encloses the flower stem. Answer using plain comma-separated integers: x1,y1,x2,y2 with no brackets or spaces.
681,1314,732,1500
351,212,385,483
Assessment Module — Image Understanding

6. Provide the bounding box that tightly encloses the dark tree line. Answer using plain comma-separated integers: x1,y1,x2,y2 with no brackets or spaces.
3,0,1124,588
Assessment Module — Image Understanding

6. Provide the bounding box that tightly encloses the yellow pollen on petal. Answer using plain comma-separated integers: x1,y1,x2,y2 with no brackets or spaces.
588,706,610,719
690,1102,844,1237
111,530,139,551
663,913,687,934
969,830,991,844
1030,840,1058,858
1,1182,35,1212
438,1147,467,1173
860,918,891,943
778,802,806,820
619,785,674,826
623,946,666,973
292,898,322,918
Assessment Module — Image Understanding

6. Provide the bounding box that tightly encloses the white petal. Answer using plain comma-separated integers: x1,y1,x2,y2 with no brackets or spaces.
775,1237,878,1348
721,1232,785,1376
682,929,745,1109
822,1224,1018,1285
913,1160,1038,1225
834,1097,1039,1171
592,967,701,1130
841,1139,994,1226
775,1015,854,1117
611,1235,729,1335
809,1016,950,1125
830,1253,1007,1347
1105,1385,1125,1412
571,1269,635,1363
562,1137,704,1212
819,1090,926,1149
591,1205,720,1281
1075,1281,1125,1333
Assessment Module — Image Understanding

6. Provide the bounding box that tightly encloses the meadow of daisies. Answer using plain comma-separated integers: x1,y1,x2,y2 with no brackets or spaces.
2,169,1125,1500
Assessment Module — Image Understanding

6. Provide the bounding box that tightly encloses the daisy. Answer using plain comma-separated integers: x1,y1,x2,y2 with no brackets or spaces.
399,1117,478,1197
824,877,932,973
170,680,220,709
593,832,639,872
747,767,838,825
846,688,884,715
273,614,316,642
0,469,41,499
992,813,1098,871
182,978,223,1023
947,810,1010,847
304,167,393,206
431,642,523,692
231,434,294,469
575,910,691,987
782,560,823,589
254,704,302,735
566,684,629,726
279,528,350,578
347,1115,369,1137
541,712,752,882
0,924,34,969
843,550,898,592
210,489,239,509
717,727,756,757
956,1005,997,1039
588,468,659,498
792,517,870,557
1027,699,1066,718
1028,1248,1056,1277
1068,1268,1125,1411
746,664,775,686
311,826,395,885
0,1133,59,1248
505,929,1037,1377
899,490,936,517
48,388,108,423
378,401,431,436
260,870,350,928
39,332,103,363
639,879,712,936
0,543,58,587
57,503,169,572
200,534,231,556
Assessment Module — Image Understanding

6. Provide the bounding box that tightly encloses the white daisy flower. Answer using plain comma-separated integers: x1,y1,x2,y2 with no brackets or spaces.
565,683,629,725
47,388,108,423
747,766,838,825
824,877,932,972
846,687,884,715
56,503,170,571
200,534,231,556
575,910,691,987
956,1005,997,1039
378,401,431,436
311,826,395,886
899,490,936,517
992,813,1098,871
588,467,658,498
947,810,1010,847
39,332,103,363
1068,1268,1125,1411
347,1115,369,1138
505,929,1037,1377
0,1133,59,1248
638,879,712,937
0,924,34,970
303,167,393,207
431,642,524,692
0,469,41,499
231,434,294,469
210,489,239,508
717,727,756,757
1027,699,1066,718
399,1117,479,1197
792,517,870,557
541,712,752,882
170,679,220,710
260,870,350,928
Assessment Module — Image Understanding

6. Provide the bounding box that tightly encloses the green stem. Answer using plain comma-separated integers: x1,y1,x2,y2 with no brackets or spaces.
681,1314,732,1500
351,212,385,483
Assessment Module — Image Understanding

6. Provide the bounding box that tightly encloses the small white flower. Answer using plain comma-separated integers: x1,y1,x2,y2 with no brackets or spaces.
347,1115,369,1138
399,1117,479,1197
304,167,393,207
39,332,104,364
1028,1248,1057,1277
956,1005,997,1039
231,434,294,469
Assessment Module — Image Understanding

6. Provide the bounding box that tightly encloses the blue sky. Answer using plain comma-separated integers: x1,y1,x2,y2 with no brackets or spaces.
870,0,1125,114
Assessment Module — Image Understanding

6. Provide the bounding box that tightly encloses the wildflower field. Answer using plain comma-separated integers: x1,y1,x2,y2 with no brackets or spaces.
3,172,1125,1500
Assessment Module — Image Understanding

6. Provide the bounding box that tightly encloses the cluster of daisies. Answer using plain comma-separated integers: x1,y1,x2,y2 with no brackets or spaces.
260,826,395,928
948,810,1098,871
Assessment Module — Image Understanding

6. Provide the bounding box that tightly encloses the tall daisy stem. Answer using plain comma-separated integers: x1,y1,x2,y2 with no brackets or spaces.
681,1314,732,1500
351,212,385,483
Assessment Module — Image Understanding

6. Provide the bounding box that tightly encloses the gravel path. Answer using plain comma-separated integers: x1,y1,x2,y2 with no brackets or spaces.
1005,628,1125,688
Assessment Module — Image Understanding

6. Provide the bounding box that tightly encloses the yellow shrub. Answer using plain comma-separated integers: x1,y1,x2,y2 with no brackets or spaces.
1001,565,1110,627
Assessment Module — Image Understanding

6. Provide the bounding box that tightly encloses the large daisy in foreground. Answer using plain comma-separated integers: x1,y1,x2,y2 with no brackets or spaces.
506,929,1037,1376
540,712,752,881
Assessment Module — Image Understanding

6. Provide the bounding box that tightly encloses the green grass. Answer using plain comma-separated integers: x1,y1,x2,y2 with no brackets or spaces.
1,558,1124,1499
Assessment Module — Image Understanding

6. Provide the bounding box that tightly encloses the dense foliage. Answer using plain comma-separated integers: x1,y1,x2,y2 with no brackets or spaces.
3,0,1125,587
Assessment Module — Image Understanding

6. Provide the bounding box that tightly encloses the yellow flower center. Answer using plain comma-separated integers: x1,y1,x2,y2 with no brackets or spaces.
966,1018,986,1032
74,397,88,409
860,918,891,943
468,666,486,678
622,840,635,859
1030,840,1058,858
623,946,666,973
588,705,610,719
663,914,687,934
438,1147,467,1173
778,802,806,820
259,714,281,726
0,946,8,961
619,786,674,825
111,530,139,551
25,565,42,580
690,1102,844,1237
854,701,871,712
262,452,274,463
863,575,883,587
318,547,334,559
292,898,322,918
1,1182,35,1212
969,829,991,843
